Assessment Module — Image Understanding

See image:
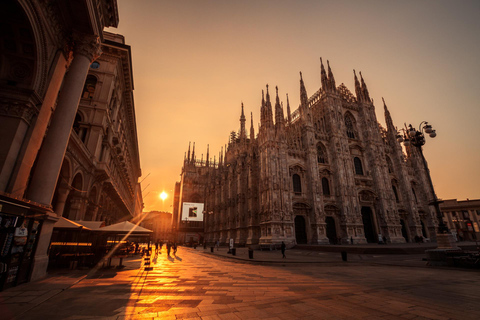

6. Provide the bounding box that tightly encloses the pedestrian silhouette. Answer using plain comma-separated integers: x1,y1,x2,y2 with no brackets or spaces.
281,241,286,258
167,241,171,256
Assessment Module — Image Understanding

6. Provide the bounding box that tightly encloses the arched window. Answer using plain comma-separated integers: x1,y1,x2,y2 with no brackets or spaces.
73,112,87,143
82,75,97,99
293,174,302,193
322,177,330,196
73,113,82,134
345,113,356,139
412,188,418,203
354,157,364,175
392,185,399,202
386,156,394,173
317,143,327,164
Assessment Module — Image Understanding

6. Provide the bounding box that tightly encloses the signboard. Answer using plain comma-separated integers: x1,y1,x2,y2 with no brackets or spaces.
181,202,204,222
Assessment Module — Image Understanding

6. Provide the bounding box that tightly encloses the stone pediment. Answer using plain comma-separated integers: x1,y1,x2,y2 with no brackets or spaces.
337,83,356,104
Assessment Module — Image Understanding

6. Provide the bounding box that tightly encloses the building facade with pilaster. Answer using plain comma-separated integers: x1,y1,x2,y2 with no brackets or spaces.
176,59,439,247
0,0,142,290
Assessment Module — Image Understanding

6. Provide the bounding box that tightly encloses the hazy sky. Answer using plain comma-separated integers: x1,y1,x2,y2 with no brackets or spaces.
107,0,480,212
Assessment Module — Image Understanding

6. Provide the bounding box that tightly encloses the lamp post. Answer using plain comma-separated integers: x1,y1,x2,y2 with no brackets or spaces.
396,122,455,249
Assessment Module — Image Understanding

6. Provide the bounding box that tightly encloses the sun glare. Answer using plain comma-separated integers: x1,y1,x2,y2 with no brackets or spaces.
160,191,168,201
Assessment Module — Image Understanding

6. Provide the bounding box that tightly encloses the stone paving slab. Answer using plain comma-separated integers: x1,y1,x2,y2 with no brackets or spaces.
1,246,479,319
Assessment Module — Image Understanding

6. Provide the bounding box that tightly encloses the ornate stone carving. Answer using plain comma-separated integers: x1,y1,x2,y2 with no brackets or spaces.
0,99,38,124
73,34,102,62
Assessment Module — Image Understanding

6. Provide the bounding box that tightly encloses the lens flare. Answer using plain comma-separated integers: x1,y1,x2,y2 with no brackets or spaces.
160,191,168,201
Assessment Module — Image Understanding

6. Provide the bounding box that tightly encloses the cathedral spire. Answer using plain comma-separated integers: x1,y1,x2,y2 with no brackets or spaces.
240,102,246,140
327,60,336,91
219,146,223,166
353,69,363,102
383,97,395,132
265,84,274,127
320,57,328,91
260,89,265,125
250,112,255,141
224,144,228,164
359,71,371,102
191,142,195,164
275,86,284,126
286,93,292,124
299,72,308,107
206,144,209,167
300,71,308,107
187,142,191,162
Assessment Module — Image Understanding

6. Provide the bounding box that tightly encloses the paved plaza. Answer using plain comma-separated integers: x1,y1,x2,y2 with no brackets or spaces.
1,246,479,320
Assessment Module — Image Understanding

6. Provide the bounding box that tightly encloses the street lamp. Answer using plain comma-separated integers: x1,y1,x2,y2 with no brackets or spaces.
396,122,454,248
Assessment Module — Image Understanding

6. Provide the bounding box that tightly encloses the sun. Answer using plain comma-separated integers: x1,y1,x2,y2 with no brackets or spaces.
159,191,168,201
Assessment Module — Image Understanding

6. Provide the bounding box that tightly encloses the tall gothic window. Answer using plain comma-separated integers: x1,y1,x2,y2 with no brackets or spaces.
354,157,364,175
345,113,356,139
293,174,302,193
82,75,97,99
322,177,330,196
317,143,327,164
412,188,418,203
386,156,394,173
392,185,399,202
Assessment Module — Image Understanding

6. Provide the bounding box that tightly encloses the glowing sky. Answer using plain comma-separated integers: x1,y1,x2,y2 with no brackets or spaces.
107,0,480,212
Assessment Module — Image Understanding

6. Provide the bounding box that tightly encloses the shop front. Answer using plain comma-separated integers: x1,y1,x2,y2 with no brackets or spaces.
0,195,50,291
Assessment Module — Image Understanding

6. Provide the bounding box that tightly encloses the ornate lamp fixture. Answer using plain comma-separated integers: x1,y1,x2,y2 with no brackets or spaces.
396,122,451,240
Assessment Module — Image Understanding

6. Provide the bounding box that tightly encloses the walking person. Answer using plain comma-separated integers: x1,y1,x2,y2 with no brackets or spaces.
173,242,177,255
281,241,286,259
167,241,171,256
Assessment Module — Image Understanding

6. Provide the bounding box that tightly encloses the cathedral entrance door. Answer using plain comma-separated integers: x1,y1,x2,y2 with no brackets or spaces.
400,219,409,242
325,217,337,244
294,216,307,244
361,207,376,243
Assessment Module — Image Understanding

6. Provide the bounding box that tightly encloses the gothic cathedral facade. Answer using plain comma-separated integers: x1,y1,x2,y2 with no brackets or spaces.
175,59,438,246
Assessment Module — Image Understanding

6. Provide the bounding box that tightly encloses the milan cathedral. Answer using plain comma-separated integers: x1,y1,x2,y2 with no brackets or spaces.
175,59,438,246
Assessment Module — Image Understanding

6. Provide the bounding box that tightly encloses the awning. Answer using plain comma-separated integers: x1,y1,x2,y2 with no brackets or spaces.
53,217,91,230
99,221,152,234
74,220,105,230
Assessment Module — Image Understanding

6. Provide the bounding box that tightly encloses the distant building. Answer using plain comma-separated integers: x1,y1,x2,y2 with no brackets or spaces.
440,199,480,241
175,60,440,246
141,211,172,242
0,0,141,290
173,162,207,245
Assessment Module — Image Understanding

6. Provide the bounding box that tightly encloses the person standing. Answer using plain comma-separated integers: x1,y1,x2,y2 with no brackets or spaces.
167,241,171,256
281,241,286,259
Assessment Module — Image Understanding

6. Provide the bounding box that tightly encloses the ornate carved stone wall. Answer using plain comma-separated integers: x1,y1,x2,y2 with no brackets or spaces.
176,60,436,246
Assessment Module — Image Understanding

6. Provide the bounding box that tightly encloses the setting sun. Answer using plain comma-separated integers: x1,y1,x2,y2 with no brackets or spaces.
159,191,168,201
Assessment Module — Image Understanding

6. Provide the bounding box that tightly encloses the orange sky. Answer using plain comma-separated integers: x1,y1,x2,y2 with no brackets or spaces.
107,0,480,212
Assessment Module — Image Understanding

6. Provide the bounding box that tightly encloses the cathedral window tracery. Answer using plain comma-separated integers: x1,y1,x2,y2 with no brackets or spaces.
354,157,364,175
317,143,327,164
386,156,394,173
322,177,330,196
392,184,400,202
344,112,357,139
292,174,302,193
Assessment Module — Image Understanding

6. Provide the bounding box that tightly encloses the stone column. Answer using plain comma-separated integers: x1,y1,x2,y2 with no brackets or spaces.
27,34,101,206
28,34,101,281
53,182,71,217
